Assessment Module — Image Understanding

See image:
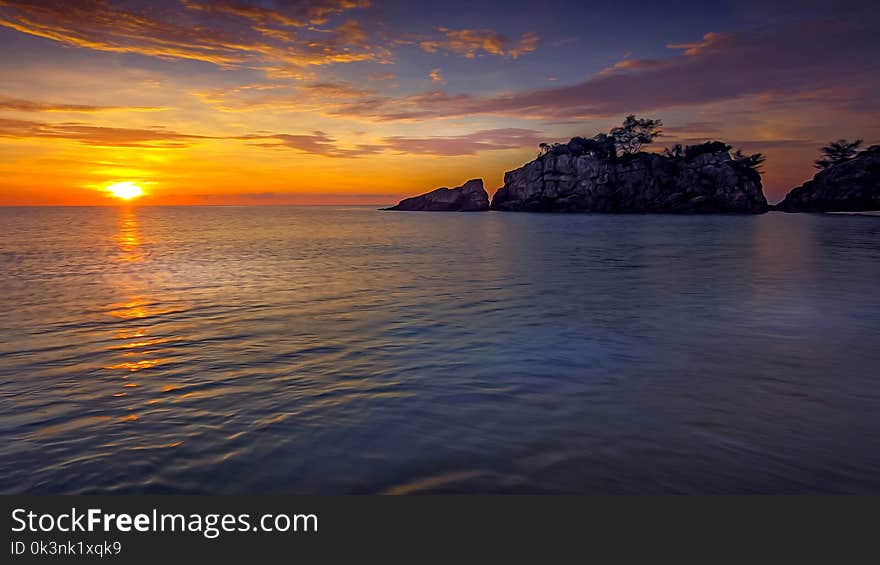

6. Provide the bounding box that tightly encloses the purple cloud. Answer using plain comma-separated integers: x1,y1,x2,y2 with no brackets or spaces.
381,128,543,155
324,19,879,121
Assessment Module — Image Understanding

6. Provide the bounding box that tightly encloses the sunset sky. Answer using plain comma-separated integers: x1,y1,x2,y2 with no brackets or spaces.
1,0,878,205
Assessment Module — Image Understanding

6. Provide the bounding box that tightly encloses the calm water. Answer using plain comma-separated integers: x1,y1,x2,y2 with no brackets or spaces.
1,206,879,494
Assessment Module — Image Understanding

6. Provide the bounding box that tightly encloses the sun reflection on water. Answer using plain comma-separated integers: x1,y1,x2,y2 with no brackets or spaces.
116,207,143,263
104,207,173,430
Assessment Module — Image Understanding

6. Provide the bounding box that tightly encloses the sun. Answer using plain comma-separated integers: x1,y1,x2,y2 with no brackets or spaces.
107,181,145,201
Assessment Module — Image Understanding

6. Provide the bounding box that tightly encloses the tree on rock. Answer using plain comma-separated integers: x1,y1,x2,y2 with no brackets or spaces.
814,139,863,169
732,149,766,175
610,115,663,156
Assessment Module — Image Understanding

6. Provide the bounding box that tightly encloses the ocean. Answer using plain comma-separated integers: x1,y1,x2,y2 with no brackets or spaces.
1,206,878,493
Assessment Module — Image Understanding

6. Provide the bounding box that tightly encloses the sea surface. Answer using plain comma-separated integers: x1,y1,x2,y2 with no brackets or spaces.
1,206,879,494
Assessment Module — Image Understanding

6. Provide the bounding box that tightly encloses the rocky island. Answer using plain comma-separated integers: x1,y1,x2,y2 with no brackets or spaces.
384,178,489,211
387,116,769,214
490,139,767,213
775,143,880,213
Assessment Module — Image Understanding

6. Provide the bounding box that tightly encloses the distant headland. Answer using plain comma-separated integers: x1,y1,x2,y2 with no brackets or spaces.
774,142,880,212
384,178,489,211
385,116,879,214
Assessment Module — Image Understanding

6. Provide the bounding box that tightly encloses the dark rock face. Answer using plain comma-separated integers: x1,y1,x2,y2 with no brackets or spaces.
386,178,489,211
775,146,880,212
490,147,768,213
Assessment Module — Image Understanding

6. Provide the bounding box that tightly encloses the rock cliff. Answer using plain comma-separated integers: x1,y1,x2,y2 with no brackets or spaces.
386,178,489,211
775,146,880,212
490,141,768,213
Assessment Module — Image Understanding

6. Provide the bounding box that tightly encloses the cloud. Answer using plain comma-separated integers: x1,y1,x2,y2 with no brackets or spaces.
300,82,377,99
180,0,370,28
0,117,208,147
417,27,541,59
240,128,543,157
661,121,722,136
478,20,879,119
0,116,383,155
192,80,379,113
325,89,472,121
381,128,542,155
241,130,384,157
321,19,880,122
508,32,541,59
0,116,367,156
429,68,443,83
597,58,664,76
0,0,384,70
0,95,160,113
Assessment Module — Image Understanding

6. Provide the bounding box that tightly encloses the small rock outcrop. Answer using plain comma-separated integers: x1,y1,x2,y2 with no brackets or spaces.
775,146,880,212
385,178,489,211
490,141,768,213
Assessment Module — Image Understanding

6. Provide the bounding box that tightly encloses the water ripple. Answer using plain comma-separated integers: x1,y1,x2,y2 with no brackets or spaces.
1,207,879,493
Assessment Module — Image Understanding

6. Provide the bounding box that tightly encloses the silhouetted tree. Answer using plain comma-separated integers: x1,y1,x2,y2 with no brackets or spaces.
537,133,617,160
609,115,663,155
537,116,661,160
814,139,863,169
570,133,617,159
683,141,730,160
732,148,766,172
663,144,684,160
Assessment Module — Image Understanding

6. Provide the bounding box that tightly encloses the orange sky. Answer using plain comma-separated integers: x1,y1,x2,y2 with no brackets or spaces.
0,1,878,206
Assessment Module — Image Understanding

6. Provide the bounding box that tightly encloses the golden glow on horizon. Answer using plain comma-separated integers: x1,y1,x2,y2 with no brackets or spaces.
107,181,145,201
